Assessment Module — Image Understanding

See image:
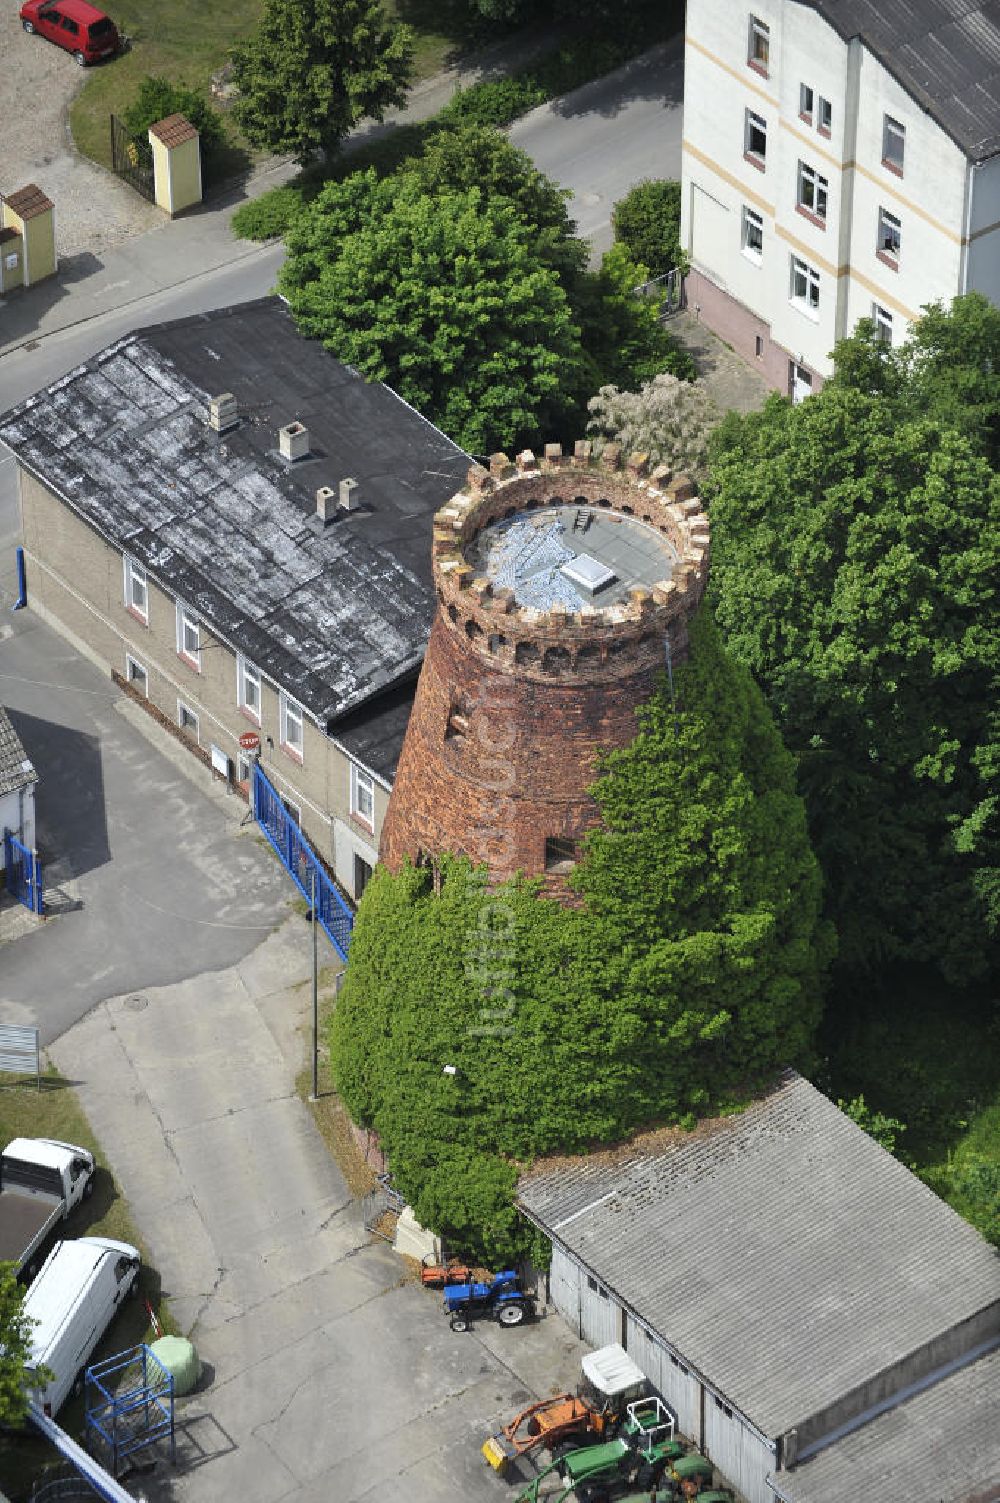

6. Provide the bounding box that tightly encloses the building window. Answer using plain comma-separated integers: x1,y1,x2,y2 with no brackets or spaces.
175,603,201,670
351,764,375,826
742,205,764,260
177,701,200,742
797,161,828,222
872,303,893,344
279,693,304,761
882,115,905,175
545,836,577,873
877,206,901,263
125,654,148,696
747,14,769,73
586,1276,610,1299
790,255,820,315
799,83,813,122
745,109,767,166
755,334,764,358
123,557,148,623
237,754,252,785
354,854,373,900
237,655,261,722
818,96,832,134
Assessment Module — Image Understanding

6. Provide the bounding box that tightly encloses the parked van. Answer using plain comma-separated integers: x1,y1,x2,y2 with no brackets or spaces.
22,1236,140,1416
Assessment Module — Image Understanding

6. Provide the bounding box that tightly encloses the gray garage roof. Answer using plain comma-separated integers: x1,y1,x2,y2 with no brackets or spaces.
769,1346,1000,1503
0,706,37,799
0,299,470,727
517,1072,1000,1440
807,0,1000,162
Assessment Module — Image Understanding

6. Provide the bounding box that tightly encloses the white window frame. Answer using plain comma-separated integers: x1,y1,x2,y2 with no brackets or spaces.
790,255,820,317
745,109,767,164
871,303,893,344
279,692,304,761
883,115,905,174
237,753,252,785
237,654,262,723
877,206,901,262
177,700,200,742
747,14,769,72
818,96,832,133
799,83,814,121
123,556,148,624
125,653,148,697
175,602,201,670
741,205,764,261
351,763,375,828
797,161,828,221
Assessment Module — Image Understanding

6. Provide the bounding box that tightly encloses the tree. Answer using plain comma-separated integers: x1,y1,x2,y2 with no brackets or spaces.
707,385,1000,984
280,168,585,453
837,1095,907,1157
611,179,683,279
588,372,720,476
123,76,226,176
331,611,832,1260
0,1263,36,1426
576,244,695,391
230,0,412,166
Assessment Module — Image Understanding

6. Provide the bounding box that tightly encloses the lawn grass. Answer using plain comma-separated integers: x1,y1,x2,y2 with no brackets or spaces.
0,1069,175,1498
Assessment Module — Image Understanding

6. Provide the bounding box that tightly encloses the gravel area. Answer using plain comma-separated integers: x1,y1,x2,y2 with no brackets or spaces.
0,14,160,259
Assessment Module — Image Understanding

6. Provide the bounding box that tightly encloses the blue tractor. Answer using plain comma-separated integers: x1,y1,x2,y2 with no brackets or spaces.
443,1269,535,1331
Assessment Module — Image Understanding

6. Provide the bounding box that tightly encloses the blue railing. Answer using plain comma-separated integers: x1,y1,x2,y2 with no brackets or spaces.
3,829,43,915
252,763,353,959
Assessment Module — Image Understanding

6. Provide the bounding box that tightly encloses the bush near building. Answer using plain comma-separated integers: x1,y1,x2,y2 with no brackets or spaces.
122,75,227,177
611,179,684,279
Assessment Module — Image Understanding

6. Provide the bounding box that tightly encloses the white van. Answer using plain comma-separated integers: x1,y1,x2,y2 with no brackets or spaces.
22,1235,141,1415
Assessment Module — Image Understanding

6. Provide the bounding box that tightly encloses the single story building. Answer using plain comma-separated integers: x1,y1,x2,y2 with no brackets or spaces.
517,1070,1000,1503
0,298,470,901
0,704,37,867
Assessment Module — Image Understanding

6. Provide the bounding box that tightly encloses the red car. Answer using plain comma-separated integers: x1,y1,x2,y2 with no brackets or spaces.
20,0,121,65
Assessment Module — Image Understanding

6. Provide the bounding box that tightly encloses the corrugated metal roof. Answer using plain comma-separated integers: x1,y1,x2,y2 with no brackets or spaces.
517,1073,1000,1439
0,706,37,798
807,0,1000,160
771,1346,1000,1502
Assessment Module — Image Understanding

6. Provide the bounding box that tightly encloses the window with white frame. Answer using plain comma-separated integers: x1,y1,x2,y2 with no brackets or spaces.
790,255,820,314
797,161,828,221
799,83,814,121
745,109,767,164
877,206,901,262
351,764,375,826
177,701,200,741
882,115,905,173
818,96,832,133
872,303,893,344
175,602,201,669
125,654,148,697
279,693,304,760
237,655,261,722
742,205,764,260
123,556,148,623
747,14,769,72
237,753,252,785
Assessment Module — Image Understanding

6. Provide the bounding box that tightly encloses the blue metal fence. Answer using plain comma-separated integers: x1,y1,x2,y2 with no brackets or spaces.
252,763,353,959
3,828,43,915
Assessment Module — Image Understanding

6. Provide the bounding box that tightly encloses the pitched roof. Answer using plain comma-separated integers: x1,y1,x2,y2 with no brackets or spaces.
4,184,54,221
147,113,198,148
806,0,1000,162
517,1072,1000,1440
0,707,37,799
0,299,470,727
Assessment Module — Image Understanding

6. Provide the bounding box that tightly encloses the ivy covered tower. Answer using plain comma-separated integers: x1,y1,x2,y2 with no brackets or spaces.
379,440,709,894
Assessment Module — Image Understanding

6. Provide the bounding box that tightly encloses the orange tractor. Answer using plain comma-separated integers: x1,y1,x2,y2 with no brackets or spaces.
482,1344,648,1475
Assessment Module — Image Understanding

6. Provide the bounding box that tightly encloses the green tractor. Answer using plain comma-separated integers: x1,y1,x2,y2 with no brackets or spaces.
515,1398,683,1503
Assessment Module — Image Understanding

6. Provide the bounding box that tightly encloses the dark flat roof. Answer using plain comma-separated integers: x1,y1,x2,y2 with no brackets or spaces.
331,678,417,785
807,0,1000,161
0,298,469,726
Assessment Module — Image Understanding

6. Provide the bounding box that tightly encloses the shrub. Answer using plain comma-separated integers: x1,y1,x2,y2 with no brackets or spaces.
612,179,683,279
122,76,226,177
231,184,307,241
440,75,546,128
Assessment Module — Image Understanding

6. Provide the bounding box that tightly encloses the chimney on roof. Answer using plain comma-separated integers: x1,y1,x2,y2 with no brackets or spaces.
339,477,359,512
316,485,337,523
279,421,310,462
208,392,238,433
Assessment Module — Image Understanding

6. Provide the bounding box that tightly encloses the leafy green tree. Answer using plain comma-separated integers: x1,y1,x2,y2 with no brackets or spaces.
331,611,832,1259
837,1094,907,1157
611,179,683,278
708,385,1000,984
576,244,695,390
280,168,584,453
0,1263,36,1426
230,0,412,165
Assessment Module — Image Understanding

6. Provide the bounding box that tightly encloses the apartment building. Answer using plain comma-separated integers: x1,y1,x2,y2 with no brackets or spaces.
680,0,1000,398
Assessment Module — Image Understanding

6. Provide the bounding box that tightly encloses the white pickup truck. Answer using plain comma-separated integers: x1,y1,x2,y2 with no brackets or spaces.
0,1137,95,1280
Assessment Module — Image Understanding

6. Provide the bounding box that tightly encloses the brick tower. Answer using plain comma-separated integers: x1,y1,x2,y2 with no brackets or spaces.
379,440,709,894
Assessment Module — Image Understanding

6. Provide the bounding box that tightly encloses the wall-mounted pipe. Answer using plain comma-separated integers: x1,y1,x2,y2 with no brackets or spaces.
13,545,26,609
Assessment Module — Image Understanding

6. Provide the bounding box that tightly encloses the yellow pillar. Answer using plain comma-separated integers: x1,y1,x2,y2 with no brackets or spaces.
1,184,56,287
148,115,203,218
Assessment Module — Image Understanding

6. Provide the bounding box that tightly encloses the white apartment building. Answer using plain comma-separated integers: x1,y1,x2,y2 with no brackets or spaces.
680,0,1000,400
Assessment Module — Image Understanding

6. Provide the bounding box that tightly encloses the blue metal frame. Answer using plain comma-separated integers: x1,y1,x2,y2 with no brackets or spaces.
3,828,43,914
252,762,353,959
85,1344,175,1471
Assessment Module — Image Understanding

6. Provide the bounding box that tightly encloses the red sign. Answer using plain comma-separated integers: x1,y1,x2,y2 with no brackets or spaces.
238,731,261,752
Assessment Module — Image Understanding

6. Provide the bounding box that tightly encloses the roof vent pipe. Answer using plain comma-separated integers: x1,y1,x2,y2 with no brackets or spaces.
339,477,360,512
208,392,238,433
316,485,337,523
279,421,310,462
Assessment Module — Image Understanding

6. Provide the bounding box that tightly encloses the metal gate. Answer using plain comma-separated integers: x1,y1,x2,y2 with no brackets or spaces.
362,1174,406,1241
3,828,43,914
110,115,155,203
634,267,685,317
252,762,353,959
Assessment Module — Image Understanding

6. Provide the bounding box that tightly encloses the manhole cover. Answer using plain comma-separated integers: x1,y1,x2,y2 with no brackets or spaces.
125,994,148,1012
